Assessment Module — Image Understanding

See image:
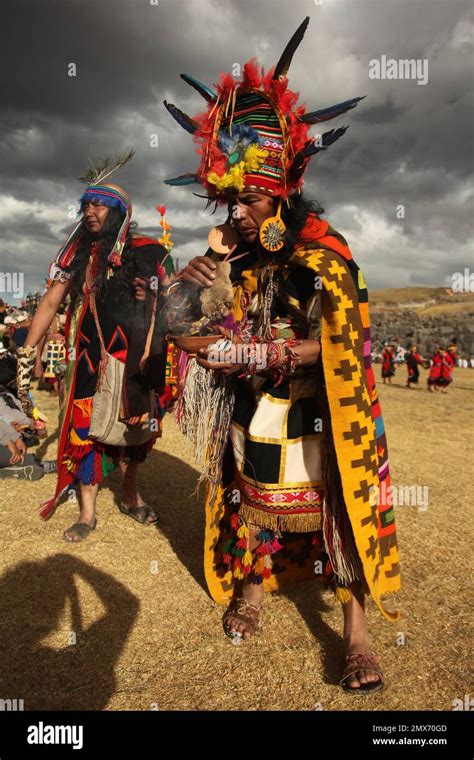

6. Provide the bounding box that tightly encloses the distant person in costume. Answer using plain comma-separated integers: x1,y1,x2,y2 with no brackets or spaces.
427,346,452,392
381,345,396,384
394,345,406,365
36,306,66,397
405,345,425,388
168,17,400,693
442,344,458,391
17,152,170,541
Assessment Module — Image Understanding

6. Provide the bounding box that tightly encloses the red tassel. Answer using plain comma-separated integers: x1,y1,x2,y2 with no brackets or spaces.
39,496,56,520
230,513,240,531
269,537,284,553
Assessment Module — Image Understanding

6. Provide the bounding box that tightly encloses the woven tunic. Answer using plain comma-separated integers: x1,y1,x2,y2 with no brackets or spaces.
229,257,324,534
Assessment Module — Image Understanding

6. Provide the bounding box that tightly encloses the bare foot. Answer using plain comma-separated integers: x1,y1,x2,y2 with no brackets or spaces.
341,585,383,690
224,580,264,641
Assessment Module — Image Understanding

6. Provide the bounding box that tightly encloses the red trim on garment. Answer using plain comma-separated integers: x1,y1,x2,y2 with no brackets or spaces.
132,236,160,248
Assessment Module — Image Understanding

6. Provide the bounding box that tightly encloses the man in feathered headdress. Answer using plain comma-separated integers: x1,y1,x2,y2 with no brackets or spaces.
168,17,400,692
17,151,172,540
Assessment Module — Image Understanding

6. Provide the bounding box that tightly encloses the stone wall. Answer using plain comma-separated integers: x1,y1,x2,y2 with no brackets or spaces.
370,307,474,356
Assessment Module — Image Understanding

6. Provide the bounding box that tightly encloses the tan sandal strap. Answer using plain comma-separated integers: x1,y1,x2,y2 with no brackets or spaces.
224,597,261,632
340,653,384,684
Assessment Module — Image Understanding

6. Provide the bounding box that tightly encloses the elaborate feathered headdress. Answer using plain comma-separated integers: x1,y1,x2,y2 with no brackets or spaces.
164,17,364,201
49,149,135,280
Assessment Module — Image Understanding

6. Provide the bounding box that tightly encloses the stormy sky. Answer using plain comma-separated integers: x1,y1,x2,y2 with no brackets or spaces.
0,0,472,302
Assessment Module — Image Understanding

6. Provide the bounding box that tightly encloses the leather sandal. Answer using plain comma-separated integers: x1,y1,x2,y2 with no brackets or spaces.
340,652,384,694
223,597,261,644
63,518,97,543
119,502,158,525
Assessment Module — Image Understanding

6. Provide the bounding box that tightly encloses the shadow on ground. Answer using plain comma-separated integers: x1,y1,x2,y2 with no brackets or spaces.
0,554,139,710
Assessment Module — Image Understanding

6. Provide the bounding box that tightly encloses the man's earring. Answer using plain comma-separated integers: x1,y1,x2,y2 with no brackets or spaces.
259,198,286,252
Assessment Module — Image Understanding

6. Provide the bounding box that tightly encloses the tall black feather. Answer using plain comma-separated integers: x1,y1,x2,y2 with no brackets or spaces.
303,126,349,156
300,96,366,124
164,173,198,186
163,101,199,135
288,127,348,183
180,74,217,103
273,16,310,80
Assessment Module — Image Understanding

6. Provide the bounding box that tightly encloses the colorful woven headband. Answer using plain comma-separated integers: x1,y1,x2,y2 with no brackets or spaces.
79,185,130,215
164,16,365,200
79,184,132,267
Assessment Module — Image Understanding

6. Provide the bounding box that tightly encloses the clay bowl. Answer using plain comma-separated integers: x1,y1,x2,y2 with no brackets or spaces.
169,334,222,354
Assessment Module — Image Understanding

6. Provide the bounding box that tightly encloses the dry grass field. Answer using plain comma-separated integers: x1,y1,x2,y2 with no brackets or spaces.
0,366,472,711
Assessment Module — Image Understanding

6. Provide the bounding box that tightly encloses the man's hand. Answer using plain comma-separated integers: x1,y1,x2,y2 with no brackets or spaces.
179,256,216,288
15,437,27,462
196,334,321,377
133,277,148,301
7,440,22,465
292,339,321,367
196,327,244,376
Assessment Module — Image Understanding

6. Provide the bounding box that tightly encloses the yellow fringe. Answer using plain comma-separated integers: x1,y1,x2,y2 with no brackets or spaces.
239,502,322,534
335,587,353,604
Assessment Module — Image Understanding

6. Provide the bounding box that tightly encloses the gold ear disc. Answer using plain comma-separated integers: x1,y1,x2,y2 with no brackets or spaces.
208,224,239,255
259,199,286,252
259,215,286,252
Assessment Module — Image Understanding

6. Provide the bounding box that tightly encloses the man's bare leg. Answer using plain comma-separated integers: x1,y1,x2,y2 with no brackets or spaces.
224,525,265,640
118,458,157,524
64,482,98,541
342,581,381,688
119,459,146,508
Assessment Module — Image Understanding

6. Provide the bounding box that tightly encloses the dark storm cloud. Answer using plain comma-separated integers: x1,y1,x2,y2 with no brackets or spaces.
0,0,472,299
